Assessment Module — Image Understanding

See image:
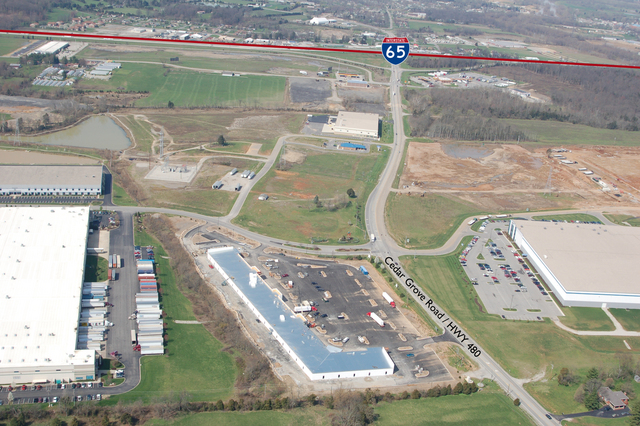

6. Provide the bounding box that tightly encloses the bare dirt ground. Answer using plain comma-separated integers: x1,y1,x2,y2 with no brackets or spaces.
400,142,640,211
282,147,307,164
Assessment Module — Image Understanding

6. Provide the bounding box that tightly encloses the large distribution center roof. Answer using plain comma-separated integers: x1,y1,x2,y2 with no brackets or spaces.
208,247,394,376
334,111,379,135
0,207,94,369
515,220,640,295
0,165,102,189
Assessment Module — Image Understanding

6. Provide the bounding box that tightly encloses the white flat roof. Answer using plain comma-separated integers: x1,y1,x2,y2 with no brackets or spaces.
334,111,379,133
517,221,640,295
0,165,102,190
0,207,94,369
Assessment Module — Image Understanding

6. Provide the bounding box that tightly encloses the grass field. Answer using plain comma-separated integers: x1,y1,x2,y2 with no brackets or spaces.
603,213,640,227
400,251,640,385
233,148,388,244
0,36,30,56
112,183,137,206
84,255,108,282
80,63,285,108
106,228,236,403
558,307,615,331
560,416,631,425
146,408,330,426
532,214,602,223
385,193,487,249
504,119,640,146
118,115,156,154
609,309,640,331
375,383,534,426
145,187,239,217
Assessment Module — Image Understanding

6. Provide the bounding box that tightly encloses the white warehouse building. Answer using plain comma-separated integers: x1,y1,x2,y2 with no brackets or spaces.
0,207,97,385
0,165,104,196
508,220,640,308
207,247,395,380
327,111,380,139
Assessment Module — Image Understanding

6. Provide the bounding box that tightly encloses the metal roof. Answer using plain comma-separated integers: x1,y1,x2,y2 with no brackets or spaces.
0,165,102,191
208,247,394,375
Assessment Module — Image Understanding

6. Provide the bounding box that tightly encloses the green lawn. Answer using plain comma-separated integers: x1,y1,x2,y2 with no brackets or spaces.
532,214,602,223
111,182,137,206
146,408,330,426
603,213,640,227
400,251,640,384
106,228,236,403
504,119,640,146
145,187,239,217
609,309,640,331
0,36,31,56
558,307,615,332
375,388,534,426
233,148,389,244
386,193,487,249
84,255,108,282
80,63,285,108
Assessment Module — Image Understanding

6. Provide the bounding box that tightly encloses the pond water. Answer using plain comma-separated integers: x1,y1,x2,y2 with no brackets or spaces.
14,115,131,150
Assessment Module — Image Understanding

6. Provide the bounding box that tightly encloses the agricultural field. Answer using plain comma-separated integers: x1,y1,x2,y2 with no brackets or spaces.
400,248,640,384
106,228,237,403
385,193,486,249
233,146,389,244
79,63,285,108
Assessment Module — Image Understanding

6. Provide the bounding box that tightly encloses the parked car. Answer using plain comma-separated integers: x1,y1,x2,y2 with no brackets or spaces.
282,274,289,277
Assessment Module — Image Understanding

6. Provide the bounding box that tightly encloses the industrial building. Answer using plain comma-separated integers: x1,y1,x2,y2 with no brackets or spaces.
0,165,104,196
338,142,367,151
0,207,96,385
329,111,379,139
32,41,69,55
207,247,395,381
508,220,640,308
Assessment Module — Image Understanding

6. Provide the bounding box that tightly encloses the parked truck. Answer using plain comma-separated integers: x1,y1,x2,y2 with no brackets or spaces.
367,312,385,327
294,305,312,313
370,234,375,243
359,265,369,275
382,292,396,308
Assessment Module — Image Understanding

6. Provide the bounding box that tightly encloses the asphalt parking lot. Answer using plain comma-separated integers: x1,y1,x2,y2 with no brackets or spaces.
259,256,452,382
461,222,563,321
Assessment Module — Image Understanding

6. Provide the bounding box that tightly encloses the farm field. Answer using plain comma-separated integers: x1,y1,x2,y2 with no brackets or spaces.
233,146,389,244
105,228,236,403
385,193,486,249
79,63,285,108
400,248,640,384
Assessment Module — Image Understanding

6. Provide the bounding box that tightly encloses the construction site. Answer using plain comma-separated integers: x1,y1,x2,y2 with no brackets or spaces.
398,143,640,211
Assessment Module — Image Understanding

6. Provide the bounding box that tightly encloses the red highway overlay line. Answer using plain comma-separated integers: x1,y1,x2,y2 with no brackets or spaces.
2,29,640,70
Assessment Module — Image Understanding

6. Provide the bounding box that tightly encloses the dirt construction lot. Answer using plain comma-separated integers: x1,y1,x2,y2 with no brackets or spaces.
400,142,640,210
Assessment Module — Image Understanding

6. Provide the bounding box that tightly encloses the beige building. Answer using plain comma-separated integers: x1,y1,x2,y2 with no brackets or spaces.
326,111,380,139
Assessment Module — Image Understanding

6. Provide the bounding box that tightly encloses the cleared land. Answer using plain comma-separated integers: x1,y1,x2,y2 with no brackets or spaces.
143,110,305,156
401,250,640,382
385,193,486,249
80,63,286,108
108,228,237,403
503,119,640,146
233,146,389,244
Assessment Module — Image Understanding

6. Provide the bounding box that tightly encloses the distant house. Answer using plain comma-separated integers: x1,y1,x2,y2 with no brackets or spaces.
597,387,629,410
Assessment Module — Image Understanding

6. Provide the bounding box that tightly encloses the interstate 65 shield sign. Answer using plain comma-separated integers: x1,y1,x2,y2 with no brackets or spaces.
381,37,410,65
